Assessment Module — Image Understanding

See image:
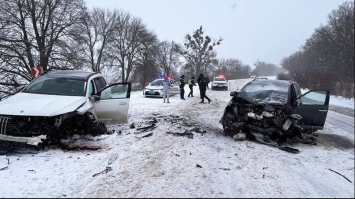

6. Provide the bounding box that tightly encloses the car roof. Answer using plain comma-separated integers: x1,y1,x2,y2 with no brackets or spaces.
42,70,98,81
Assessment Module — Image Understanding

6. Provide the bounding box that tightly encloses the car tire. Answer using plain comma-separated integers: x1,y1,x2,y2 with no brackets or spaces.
83,113,107,136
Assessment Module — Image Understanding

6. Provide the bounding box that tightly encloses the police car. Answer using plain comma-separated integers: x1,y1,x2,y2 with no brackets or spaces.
211,75,228,90
143,79,180,97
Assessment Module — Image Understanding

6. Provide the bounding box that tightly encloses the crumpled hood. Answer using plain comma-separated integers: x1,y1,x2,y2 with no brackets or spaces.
0,93,87,117
238,90,288,105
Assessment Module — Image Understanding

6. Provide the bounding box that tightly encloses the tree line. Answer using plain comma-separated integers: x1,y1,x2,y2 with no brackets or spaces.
1,0,352,99
278,1,354,98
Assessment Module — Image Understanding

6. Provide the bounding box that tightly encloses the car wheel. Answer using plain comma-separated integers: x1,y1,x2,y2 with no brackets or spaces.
83,113,107,136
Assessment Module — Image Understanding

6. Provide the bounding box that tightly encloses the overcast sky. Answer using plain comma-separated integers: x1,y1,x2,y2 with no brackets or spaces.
84,0,348,68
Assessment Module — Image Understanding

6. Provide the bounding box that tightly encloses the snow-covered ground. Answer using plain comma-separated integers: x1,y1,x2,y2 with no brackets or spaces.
0,78,354,198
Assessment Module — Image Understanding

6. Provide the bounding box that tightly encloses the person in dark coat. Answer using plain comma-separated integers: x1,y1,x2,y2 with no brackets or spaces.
179,75,186,100
197,73,211,104
187,76,196,97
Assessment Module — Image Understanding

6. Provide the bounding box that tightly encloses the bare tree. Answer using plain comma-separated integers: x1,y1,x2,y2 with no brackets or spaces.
134,29,160,88
156,40,181,77
0,0,86,98
105,13,149,83
77,7,120,72
175,26,222,77
280,1,354,98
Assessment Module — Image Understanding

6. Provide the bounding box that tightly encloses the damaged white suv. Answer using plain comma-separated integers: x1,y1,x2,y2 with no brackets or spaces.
0,70,131,149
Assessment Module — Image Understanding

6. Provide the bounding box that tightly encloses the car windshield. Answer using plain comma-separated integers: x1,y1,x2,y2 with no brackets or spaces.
214,78,226,81
23,76,86,96
241,80,289,93
150,79,163,86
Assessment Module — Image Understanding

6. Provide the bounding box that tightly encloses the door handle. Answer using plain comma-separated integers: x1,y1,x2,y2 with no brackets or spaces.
319,110,327,112
119,102,127,105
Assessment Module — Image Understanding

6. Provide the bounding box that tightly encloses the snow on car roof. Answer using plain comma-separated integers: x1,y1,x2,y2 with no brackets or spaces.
43,70,98,81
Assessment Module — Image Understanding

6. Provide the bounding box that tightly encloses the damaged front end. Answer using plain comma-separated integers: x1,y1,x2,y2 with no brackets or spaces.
220,91,312,153
0,111,106,154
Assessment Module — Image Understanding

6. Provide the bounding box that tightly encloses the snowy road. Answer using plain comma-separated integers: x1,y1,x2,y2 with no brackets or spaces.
0,80,353,198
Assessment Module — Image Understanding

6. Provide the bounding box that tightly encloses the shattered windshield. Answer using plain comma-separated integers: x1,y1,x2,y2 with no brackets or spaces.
239,80,289,104
241,80,289,93
23,76,86,96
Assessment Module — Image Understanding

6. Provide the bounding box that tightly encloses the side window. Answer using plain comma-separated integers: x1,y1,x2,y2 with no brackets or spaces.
301,91,328,105
94,77,106,92
100,84,129,100
99,77,107,88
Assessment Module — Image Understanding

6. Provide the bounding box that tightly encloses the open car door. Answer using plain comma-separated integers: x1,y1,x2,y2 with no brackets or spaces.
93,83,131,125
292,90,330,130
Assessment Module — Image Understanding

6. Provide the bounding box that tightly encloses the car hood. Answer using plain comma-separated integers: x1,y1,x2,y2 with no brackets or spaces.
145,85,163,90
238,90,288,105
0,93,87,117
214,81,227,83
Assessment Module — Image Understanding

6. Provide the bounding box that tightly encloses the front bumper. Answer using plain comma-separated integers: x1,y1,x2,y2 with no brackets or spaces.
144,90,163,97
212,84,228,90
0,134,46,145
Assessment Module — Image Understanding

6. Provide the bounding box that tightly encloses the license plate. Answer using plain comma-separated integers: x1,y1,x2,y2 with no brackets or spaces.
171,88,178,91
148,91,155,95
218,85,223,87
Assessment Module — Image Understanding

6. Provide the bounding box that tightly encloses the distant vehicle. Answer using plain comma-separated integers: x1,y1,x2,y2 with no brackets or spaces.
220,78,330,152
211,76,228,91
255,76,268,80
0,70,131,148
143,79,180,97
251,75,256,78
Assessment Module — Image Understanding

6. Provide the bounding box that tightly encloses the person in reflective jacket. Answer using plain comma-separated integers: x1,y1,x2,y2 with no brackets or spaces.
187,76,197,97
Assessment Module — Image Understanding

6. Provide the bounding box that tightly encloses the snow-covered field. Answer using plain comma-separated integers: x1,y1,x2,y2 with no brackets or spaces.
0,78,354,198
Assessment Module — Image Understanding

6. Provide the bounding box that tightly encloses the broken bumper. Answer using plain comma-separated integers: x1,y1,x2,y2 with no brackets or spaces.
0,134,46,146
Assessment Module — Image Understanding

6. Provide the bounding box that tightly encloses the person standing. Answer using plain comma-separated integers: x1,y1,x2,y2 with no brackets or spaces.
179,75,186,100
205,76,210,89
187,76,196,97
162,77,170,103
197,73,211,104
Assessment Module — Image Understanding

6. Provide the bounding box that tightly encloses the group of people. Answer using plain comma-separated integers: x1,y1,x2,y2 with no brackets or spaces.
161,73,211,104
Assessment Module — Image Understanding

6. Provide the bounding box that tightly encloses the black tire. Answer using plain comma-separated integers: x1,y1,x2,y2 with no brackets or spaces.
83,114,107,136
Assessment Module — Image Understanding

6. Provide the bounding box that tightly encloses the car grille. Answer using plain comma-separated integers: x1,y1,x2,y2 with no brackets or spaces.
0,116,10,135
0,115,51,137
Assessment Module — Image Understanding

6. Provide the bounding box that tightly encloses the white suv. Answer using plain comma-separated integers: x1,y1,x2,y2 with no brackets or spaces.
211,76,228,91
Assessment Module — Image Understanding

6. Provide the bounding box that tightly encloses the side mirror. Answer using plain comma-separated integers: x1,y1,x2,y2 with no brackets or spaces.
230,91,237,96
90,95,101,102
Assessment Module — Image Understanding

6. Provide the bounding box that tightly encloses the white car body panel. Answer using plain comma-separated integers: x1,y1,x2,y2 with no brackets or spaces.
0,93,86,116
93,83,131,124
93,98,130,125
